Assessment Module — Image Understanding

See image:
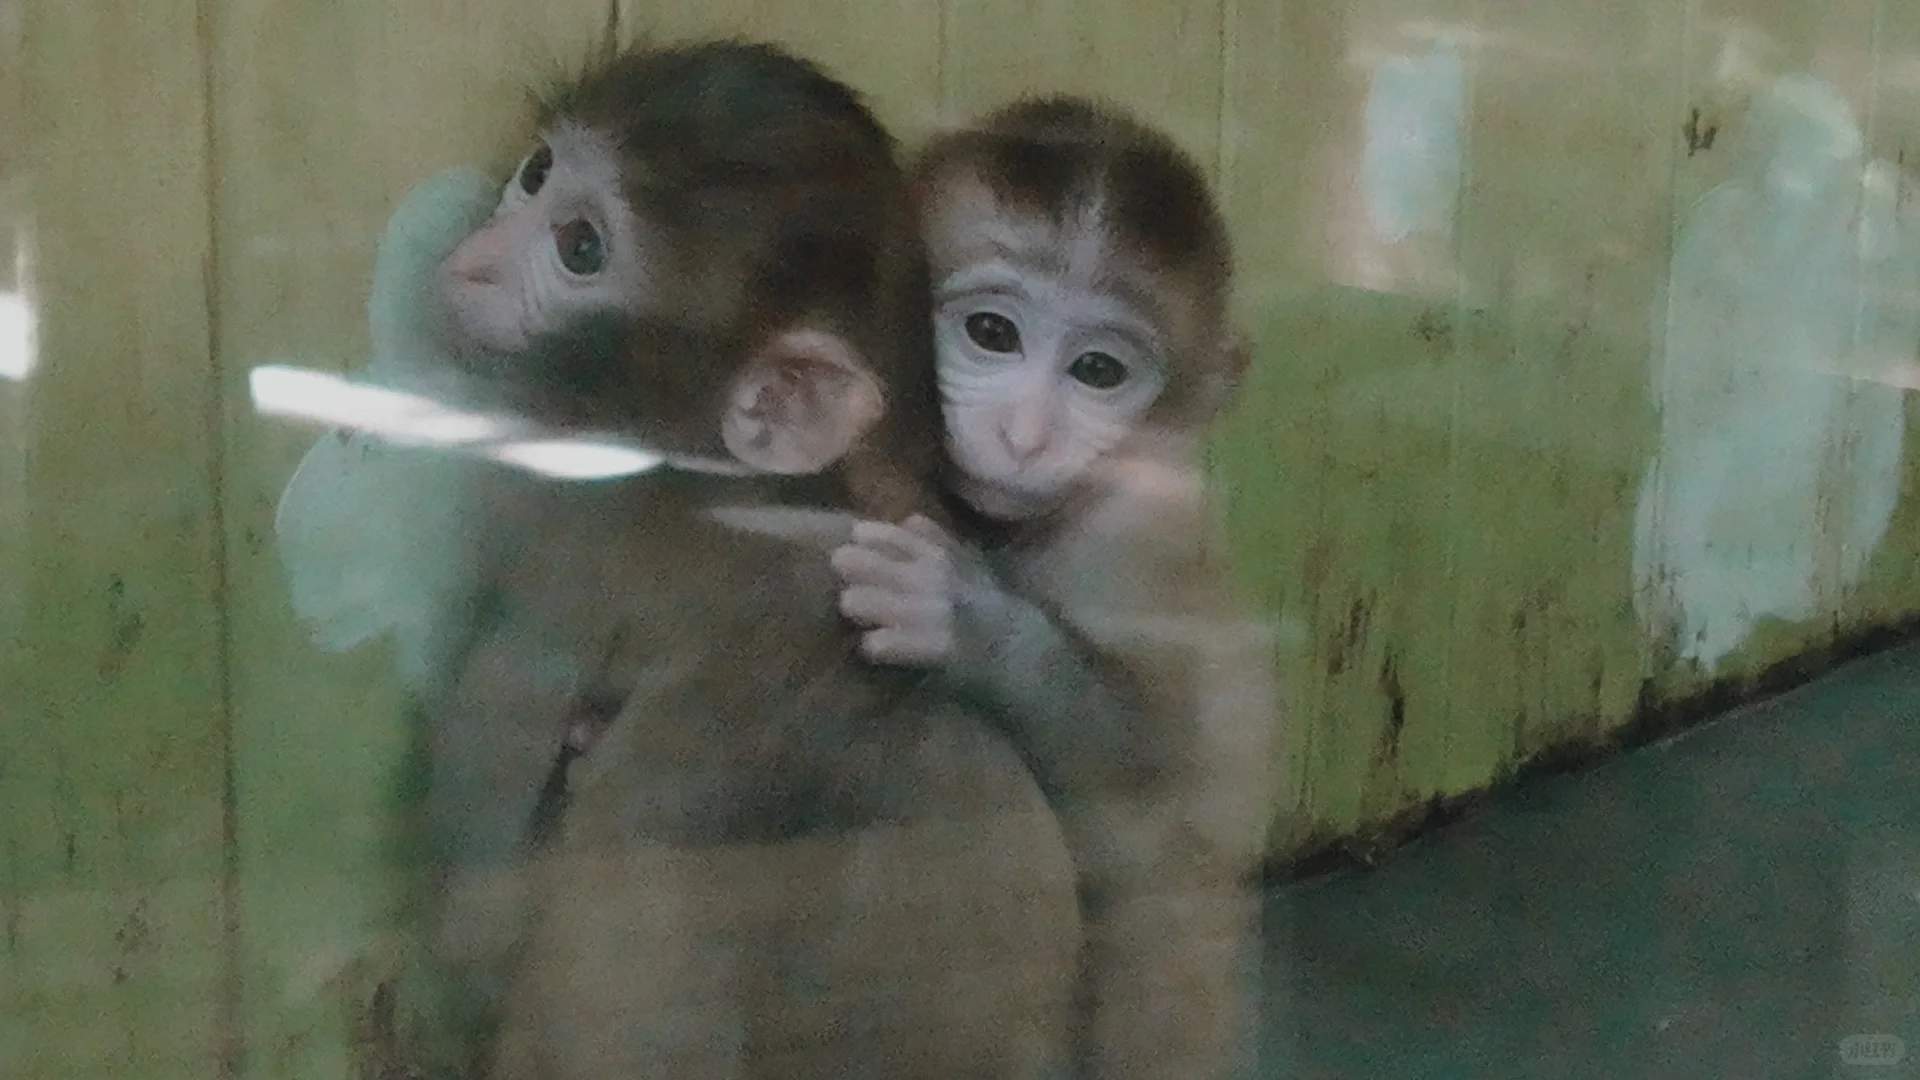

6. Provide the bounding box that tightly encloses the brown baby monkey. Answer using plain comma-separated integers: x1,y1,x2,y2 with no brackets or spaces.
407,41,1079,1079
832,98,1277,1079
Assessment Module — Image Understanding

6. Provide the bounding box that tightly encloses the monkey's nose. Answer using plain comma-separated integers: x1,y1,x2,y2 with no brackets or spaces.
444,252,500,286
443,223,514,286
999,420,1049,464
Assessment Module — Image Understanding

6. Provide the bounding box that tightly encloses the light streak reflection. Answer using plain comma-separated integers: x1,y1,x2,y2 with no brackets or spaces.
0,289,35,381
249,363,663,480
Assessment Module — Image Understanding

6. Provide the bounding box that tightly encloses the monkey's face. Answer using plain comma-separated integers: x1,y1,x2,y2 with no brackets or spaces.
436,120,889,478
924,183,1174,522
440,124,657,356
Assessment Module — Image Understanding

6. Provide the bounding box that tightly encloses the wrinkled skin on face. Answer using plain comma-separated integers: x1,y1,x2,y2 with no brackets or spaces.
922,176,1181,523
434,122,888,480
441,124,658,356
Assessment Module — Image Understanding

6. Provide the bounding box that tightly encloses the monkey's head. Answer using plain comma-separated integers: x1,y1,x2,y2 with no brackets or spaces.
911,98,1244,524
439,40,938,502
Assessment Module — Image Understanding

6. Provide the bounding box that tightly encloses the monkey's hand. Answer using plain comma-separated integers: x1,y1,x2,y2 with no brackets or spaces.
832,514,1002,671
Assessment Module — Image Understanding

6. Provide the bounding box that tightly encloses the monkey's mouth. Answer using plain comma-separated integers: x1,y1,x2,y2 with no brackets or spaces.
946,466,1061,523
437,278,536,357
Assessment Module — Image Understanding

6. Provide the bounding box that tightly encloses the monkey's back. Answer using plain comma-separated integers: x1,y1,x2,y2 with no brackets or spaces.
469,475,1079,1078
502,690,1080,1080
474,474,917,837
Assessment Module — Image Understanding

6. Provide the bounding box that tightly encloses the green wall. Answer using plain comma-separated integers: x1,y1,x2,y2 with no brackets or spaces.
5,0,1920,1075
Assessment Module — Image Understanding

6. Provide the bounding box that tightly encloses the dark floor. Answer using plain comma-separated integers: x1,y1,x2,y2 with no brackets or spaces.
1262,643,1920,1080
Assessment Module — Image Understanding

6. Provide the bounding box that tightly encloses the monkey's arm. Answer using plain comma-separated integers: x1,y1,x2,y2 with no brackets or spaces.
832,516,1169,796
980,584,1270,1080
836,514,1274,1080
1075,617,1273,1080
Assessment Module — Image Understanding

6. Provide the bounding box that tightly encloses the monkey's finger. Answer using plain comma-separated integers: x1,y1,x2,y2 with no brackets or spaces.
830,543,921,593
860,627,949,668
841,536,957,599
850,520,943,564
839,586,944,629
900,514,958,550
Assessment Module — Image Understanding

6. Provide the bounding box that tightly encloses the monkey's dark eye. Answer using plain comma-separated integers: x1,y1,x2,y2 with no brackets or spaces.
520,144,553,195
964,312,1020,353
556,219,605,276
1068,351,1129,390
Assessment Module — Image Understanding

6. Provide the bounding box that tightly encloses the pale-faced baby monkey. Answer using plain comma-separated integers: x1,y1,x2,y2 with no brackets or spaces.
407,41,1078,1079
831,98,1277,1079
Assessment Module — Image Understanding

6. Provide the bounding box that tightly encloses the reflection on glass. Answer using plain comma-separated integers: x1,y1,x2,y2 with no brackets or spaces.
249,364,507,446
1635,75,1910,669
249,363,664,480
0,288,34,381
487,438,664,480
1361,42,1465,245
1327,36,1468,297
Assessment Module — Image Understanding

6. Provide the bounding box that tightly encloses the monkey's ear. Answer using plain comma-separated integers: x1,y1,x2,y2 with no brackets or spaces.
722,329,885,475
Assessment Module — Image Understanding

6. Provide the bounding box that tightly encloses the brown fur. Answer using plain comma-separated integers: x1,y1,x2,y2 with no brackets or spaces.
415,43,1077,1078
913,98,1276,1079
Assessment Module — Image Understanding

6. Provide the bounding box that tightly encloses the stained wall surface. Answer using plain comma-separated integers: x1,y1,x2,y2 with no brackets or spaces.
5,1,1920,1074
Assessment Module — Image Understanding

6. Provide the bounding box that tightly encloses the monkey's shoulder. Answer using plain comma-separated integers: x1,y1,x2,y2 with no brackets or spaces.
484,483,860,650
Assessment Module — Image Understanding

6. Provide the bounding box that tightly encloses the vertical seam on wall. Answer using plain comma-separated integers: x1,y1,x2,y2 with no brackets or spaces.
1830,0,1889,630
1205,0,1233,484
936,0,952,124
1214,0,1233,188
1210,0,1239,467
191,0,240,1075
1433,8,1482,796
1646,0,1699,682
1211,0,1303,824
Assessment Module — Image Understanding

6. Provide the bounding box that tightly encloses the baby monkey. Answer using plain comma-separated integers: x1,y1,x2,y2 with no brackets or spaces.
833,99,1276,1079
386,42,1079,1080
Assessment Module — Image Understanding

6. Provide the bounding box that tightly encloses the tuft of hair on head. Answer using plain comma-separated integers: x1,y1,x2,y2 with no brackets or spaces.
930,96,1231,322
539,38,914,346
534,38,892,157
523,28,624,126
914,96,1241,423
